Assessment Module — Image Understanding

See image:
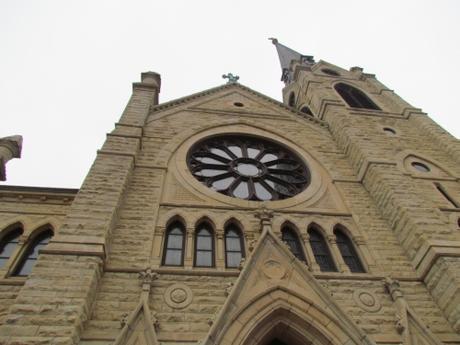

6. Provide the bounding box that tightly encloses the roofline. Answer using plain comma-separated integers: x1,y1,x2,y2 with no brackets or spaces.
0,185,79,195
149,82,328,128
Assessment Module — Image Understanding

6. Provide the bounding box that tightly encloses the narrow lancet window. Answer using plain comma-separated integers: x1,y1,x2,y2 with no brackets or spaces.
0,226,23,268
13,228,53,276
195,223,215,267
308,227,337,272
225,224,245,268
334,83,380,110
162,221,185,266
334,228,365,273
281,226,306,262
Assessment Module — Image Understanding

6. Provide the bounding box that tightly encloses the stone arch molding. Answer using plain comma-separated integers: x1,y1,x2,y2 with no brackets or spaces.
201,227,376,345
166,122,340,210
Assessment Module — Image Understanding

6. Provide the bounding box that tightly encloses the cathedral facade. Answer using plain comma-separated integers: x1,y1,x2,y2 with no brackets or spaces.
0,41,459,345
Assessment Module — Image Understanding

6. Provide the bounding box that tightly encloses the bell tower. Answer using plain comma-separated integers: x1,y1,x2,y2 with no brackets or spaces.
272,39,460,332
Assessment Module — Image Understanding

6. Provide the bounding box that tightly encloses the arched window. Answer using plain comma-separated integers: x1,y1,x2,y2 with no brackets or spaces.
162,221,185,266
300,106,313,116
224,224,245,268
281,226,306,262
334,83,380,110
0,226,23,269
13,228,53,276
334,228,365,273
288,92,296,107
194,223,215,267
308,227,337,272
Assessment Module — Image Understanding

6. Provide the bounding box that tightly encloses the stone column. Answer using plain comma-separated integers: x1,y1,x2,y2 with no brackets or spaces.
327,235,350,273
184,227,194,268
301,233,321,272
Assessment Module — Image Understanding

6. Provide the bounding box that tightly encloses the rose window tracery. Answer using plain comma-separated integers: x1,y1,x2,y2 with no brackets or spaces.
187,135,310,201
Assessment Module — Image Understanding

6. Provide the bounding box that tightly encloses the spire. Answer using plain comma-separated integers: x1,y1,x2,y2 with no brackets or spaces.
269,38,315,84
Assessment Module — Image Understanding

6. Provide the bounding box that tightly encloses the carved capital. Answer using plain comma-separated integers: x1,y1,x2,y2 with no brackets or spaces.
255,206,274,224
384,277,404,301
139,267,158,286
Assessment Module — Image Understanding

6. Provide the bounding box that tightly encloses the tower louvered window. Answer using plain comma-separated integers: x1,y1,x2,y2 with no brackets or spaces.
308,227,337,272
0,227,23,268
162,222,185,266
281,227,306,262
13,229,53,276
335,83,380,110
334,229,365,273
195,223,215,267
225,224,245,268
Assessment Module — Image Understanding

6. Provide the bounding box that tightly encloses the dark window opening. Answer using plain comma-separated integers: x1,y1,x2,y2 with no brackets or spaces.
300,106,313,116
162,222,185,266
288,92,296,107
411,162,430,173
225,224,245,268
0,227,23,269
234,102,244,107
268,339,289,345
383,127,396,135
334,228,365,273
321,68,340,76
281,227,306,263
334,83,380,110
194,223,215,267
435,183,459,208
308,227,337,272
13,228,53,276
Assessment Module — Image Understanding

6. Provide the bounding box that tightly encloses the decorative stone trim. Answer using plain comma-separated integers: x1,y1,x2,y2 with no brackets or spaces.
353,289,381,312
164,283,193,309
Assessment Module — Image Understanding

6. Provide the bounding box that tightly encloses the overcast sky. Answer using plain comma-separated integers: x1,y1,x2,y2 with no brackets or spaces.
1,1,459,188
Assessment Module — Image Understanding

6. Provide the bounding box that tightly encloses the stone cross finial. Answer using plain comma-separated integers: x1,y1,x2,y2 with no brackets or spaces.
222,73,240,84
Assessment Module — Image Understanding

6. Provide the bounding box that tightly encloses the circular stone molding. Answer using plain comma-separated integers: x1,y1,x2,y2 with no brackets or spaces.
353,289,381,312
263,260,287,280
164,283,193,309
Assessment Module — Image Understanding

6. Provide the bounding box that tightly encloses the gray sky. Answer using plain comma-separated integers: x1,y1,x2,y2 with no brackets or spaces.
1,0,459,188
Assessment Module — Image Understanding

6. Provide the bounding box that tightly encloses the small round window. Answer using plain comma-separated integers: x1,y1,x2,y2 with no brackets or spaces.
411,162,430,172
187,135,310,201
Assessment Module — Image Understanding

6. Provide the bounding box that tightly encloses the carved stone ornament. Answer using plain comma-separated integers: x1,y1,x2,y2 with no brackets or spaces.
353,289,382,313
139,267,158,286
238,257,246,271
224,282,234,296
262,260,286,280
120,312,129,328
384,277,404,301
164,283,193,309
248,239,257,253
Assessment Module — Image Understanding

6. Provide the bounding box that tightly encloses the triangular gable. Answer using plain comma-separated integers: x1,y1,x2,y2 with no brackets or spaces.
146,83,327,128
191,90,283,117
113,269,159,345
202,227,376,345
113,299,159,345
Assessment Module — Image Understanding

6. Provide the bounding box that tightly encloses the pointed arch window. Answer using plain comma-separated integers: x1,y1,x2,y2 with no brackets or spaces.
334,228,365,273
225,224,245,268
308,227,337,272
300,106,313,116
281,226,306,262
13,228,53,276
194,223,215,267
334,83,380,110
0,226,23,269
162,221,185,266
288,92,296,107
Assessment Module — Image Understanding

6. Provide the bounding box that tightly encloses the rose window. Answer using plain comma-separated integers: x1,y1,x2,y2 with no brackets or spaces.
187,135,310,201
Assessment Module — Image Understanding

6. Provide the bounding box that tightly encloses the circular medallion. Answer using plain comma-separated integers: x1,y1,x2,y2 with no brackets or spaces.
164,283,193,309
187,135,310,201
263,260,286,280
353,289,381,312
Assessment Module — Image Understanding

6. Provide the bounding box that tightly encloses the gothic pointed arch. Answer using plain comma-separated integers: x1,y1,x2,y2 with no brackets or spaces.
202,227,376,345
281,223,306,263
12,225,53,276
307,224,337,272
334,82,380,110
162,220,186,266
0,223,23,269
224,221,245,268
333,225,365,273
194,220,215,267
